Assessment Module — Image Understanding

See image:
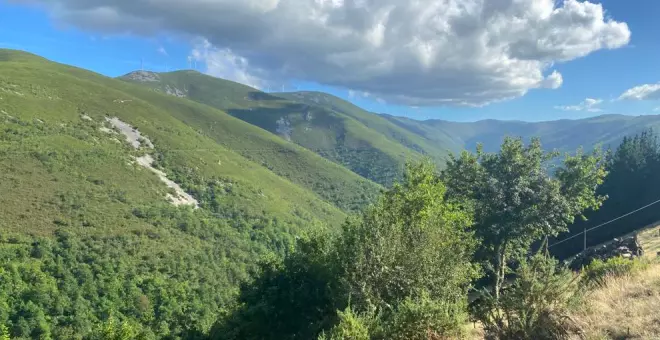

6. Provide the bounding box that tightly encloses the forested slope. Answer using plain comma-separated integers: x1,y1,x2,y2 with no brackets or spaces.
0,49,369,338
274,91,453,163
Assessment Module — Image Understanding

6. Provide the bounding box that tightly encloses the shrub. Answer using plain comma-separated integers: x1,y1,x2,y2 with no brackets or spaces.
0,325,9,340
335,160,477,314
378,291,468,340
318,307,372,340
472,252,582,340
581,256,649,287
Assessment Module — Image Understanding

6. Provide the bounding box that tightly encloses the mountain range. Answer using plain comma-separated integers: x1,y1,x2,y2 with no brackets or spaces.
4,46,658,237
120,68,660,184
2,48,660,337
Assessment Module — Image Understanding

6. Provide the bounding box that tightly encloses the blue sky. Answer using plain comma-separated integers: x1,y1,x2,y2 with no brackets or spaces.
1,0,659,122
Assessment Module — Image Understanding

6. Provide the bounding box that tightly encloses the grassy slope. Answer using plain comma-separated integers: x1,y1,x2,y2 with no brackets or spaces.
570,261,660,339
639,225,660,259
0,49,348,233
120,71,422,186
276,91,453,164
123,83,381,213
0,49,379,337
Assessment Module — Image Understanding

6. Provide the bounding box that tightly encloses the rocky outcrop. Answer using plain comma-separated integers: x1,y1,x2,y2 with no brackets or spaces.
123,71,160,82
568,235,644,269
276,117,292,141
164,84,187,98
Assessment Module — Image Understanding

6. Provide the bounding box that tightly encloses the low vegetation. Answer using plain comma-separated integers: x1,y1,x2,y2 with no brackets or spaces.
472,251,582,340
571,260,660,340
581,256,650,287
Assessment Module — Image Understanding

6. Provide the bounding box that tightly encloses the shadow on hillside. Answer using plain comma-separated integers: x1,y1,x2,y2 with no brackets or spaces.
227,101,326,123
248,91,284,101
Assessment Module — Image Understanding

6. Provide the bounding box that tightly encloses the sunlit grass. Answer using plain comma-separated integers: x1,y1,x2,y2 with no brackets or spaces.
570,261,660,340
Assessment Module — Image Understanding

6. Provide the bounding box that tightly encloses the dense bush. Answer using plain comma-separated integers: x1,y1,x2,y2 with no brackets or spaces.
376,292,468,340
210,235,341,340
317,307,372,340
0,204,277,339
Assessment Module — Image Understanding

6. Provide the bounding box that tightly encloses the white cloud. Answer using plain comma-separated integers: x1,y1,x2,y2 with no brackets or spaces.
348,90,370,99
555,98,603,112
540,71,563,90
157,46,168,56
618,84,660,101
654,107,660,112
29,0,630,106
189,39,266,90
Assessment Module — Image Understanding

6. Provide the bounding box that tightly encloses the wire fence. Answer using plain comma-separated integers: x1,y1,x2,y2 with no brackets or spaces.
548,198,660,253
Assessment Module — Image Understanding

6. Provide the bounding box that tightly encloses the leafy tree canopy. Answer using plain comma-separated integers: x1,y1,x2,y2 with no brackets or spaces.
442,137,607,298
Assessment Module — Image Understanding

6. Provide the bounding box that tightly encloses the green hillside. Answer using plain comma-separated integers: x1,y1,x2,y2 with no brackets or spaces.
275,91,454,163
120,69,660,179
122,69,660,188
0,49,369,338
120,71,422,186
114,80,381,213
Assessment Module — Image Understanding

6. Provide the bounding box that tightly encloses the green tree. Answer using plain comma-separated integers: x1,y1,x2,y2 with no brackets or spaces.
560,129,660,258
442,137,607,300
0,324,9,340
212,160,478,339
210,235,341,340
335,159,478,338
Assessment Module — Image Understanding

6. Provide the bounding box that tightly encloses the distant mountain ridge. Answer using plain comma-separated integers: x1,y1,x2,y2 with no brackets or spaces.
381,113,660,154
121,69,660,173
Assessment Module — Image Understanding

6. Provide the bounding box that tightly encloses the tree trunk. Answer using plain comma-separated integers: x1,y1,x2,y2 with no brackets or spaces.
494,244,506,302
491,243,507,332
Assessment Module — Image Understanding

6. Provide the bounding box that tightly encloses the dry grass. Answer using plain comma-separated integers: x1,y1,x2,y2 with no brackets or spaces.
570,262,660,340
638,226,660,259
463,322,484,340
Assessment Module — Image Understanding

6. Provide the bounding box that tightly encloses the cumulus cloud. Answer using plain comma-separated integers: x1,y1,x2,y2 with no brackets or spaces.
555,98,603,112
26,0,630,106
157,46,168,56
189,39,267,90
618,84,660,101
